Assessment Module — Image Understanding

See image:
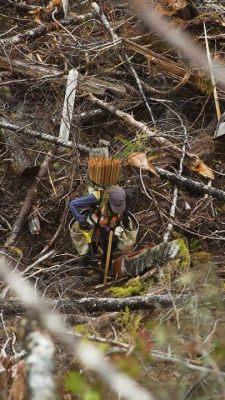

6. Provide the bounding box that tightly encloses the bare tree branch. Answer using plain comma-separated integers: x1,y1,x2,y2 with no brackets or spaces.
0,293,189,314
157,168,225,201
0,119,90,153
0,256,155,400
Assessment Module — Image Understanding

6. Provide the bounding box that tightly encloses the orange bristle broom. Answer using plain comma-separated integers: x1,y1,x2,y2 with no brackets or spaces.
88,157,121,187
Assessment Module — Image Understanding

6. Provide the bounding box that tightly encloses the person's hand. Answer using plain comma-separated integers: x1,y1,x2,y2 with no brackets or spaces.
80,220,92,231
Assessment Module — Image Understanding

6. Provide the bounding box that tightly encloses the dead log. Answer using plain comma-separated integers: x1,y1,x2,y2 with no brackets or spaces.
0,56,61,79
0,56,127,97
0,119,90,153
62,293,190,312
157,167,225,201
1,293,189,315
5,152,53,247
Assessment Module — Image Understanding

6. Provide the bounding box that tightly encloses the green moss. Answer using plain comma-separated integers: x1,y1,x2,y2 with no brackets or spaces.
7,246,23,257
176,238,190,269
116,307,143,339
107,278,145,298
73,324,90,335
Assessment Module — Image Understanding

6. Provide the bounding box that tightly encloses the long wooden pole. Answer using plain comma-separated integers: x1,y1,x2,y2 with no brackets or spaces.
104,230,113,284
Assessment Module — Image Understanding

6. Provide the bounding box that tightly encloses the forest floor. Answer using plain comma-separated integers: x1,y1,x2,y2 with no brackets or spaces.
1,0,225,399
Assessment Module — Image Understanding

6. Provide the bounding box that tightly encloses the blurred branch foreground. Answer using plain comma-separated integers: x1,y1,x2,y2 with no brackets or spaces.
0,256,155,400
2,0,225,398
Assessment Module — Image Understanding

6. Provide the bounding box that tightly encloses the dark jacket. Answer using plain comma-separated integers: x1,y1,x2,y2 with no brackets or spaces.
69,189,134,227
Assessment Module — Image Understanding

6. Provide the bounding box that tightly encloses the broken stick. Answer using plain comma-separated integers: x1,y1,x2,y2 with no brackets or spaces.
157,168,225,201
104,230,113,285
0,293,190,314
0,119,90,153
59,68,78,143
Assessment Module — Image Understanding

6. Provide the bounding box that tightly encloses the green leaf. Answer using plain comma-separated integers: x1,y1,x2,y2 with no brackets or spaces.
64,371,87,395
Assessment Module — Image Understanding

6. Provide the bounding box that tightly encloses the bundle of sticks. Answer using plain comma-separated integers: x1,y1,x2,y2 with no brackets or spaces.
88,158,121,187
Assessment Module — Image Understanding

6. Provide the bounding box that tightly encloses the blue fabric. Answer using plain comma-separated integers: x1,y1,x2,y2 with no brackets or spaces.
69,194,98,224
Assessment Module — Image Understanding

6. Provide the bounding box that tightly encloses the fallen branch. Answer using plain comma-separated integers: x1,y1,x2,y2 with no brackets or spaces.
141,69,192,96
1,293,189,314
58,293,190,312
0,23,56,45
163,127,187,242
0,119,90,153
132,0,225,93
5,152,53,247
0,56,62,79
150,350,225,377
69,333,225,377
157,167,225,200
0,13,93,45
88,94,213,177
0,56,127,96
124,39,211,93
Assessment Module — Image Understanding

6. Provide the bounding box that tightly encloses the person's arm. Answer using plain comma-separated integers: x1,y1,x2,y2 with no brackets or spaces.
69,194,98,224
